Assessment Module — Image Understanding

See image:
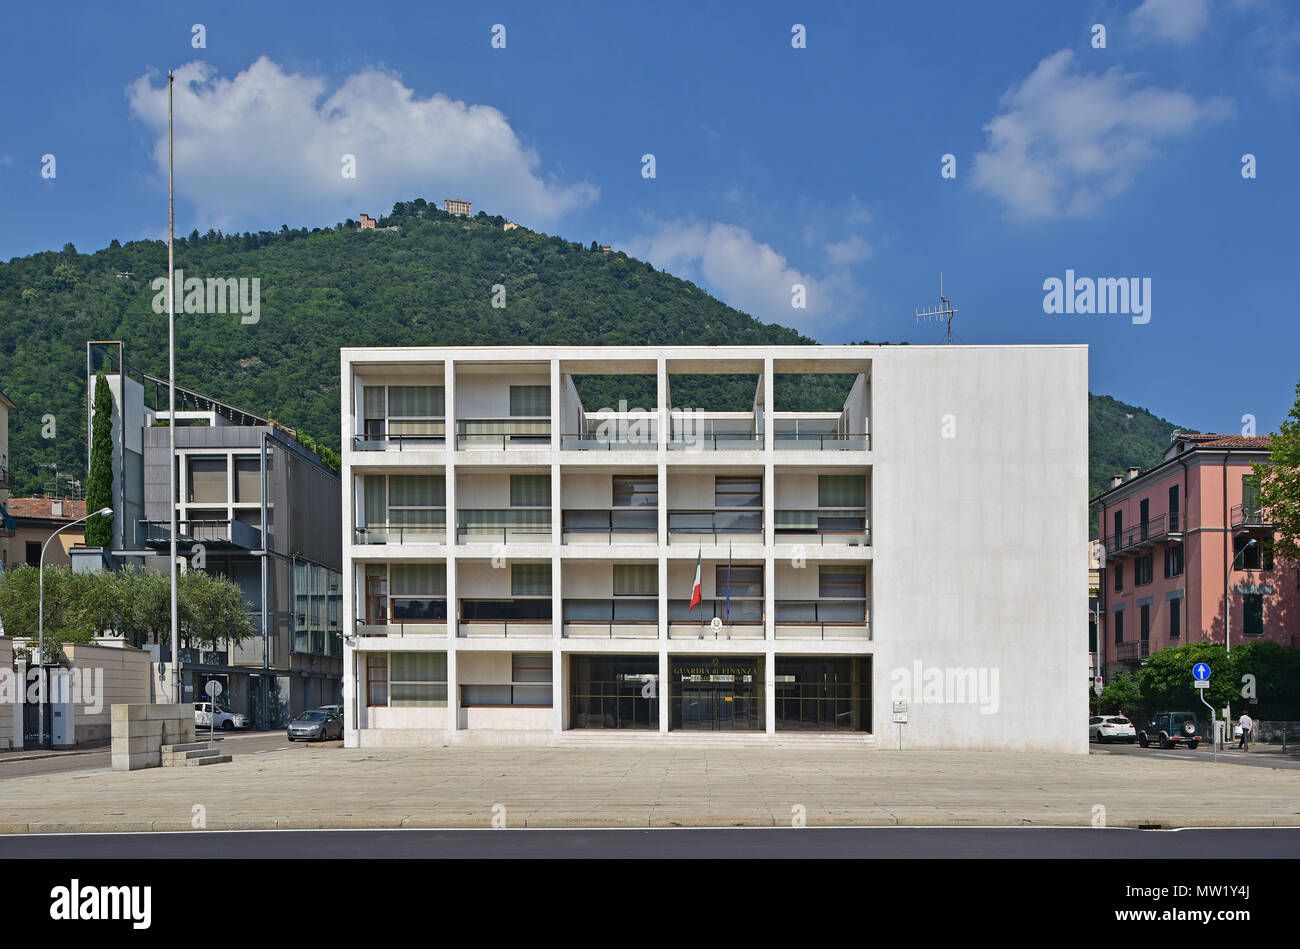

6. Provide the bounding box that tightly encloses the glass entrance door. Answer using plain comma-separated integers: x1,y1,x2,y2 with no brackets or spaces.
670,657,762,730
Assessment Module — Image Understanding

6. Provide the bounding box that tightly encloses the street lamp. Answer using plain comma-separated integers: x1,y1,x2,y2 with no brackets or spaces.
1224,534,1257,656
37,505,112,749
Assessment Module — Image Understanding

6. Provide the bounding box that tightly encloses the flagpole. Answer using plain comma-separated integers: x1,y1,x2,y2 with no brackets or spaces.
168,68,180,703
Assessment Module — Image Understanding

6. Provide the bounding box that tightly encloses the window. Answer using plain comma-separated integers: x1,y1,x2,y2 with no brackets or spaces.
366,654,388,706
1113,611,1124,644
510,474,550,507
613,475,657,507
25,542,40,566
512,653,553,683
1139,605,1149,642
1139,498,1149,537
818,475,865,508
715,476,761,507
1242,593,1264,637
715,564,763,598
389,652,447,707
613,563,657,596
1113,562,1123,592
1113,511,1122,546
234,457,260,502
1168,485,1180,530
390,563,447,596
363,385,445,438
819,565,866,598
388,474,446,526
1164,544,1183,578
1170,599,1181,639
187,457,227,503
1135,554,1153,586
1235,533,1272,571
1242,474,1260,515
511,563,551,596
363,386,386,437
509,385,550,417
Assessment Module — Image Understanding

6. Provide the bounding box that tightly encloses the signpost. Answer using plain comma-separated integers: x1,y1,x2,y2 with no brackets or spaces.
205,680,223,739
1093,676,1103,697
892,701,908,751
1193,664,1215,762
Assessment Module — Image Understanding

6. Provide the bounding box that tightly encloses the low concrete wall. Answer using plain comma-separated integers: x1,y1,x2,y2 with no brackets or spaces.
63,643,151,744
1252,720,1300,742
111,704,196,771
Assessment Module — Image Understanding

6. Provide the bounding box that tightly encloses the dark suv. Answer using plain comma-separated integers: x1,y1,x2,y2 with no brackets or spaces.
1137,711,1200,749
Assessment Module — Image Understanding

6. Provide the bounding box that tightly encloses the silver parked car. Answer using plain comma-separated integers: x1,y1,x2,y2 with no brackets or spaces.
287,709,343,742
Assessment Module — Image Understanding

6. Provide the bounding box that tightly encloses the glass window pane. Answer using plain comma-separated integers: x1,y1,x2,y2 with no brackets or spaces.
818,475,865,508
390,563,447,596
388,385,444,417
364,476,386,526
512,653,553,683
613,476,658,507
715,477,762,507
511,563,552,596
363,386,385,419
389,474,445,507
188,458,227,504
510,385,550,417
234,457,261,503
613,563,657,596
390,652,447,682
511,474,551,507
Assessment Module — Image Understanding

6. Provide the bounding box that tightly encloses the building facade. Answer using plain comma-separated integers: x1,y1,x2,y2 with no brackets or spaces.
340,345,1088,751
1090,433,1299,679
443,198,471,217
2,497,86,570
0,388,14,566
88,342,344,727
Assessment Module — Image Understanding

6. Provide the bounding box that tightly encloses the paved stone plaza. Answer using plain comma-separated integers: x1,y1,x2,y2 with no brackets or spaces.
0,746,1296,833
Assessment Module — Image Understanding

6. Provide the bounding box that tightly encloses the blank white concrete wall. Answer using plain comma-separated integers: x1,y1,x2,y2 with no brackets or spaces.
456,372,550,417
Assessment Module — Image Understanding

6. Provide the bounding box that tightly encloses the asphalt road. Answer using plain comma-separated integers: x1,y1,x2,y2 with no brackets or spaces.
1091,741,1300,770
1,827,1296,858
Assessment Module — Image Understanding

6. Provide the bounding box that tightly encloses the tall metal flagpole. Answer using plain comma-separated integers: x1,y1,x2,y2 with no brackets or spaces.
168,69,180,703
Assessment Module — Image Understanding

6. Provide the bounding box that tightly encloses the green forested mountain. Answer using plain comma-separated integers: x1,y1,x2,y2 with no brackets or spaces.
1089,395,1193,500
1,198,1190,501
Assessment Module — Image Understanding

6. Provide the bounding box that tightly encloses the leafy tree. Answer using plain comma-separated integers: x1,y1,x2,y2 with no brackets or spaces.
84,370,114,547
1254,378,1300,567
1091,670,1141,716
1138,643,1236,717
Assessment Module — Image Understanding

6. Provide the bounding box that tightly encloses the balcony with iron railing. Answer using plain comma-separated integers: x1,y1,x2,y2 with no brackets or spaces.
353,427,446,451
353,518,447,545
562,599,659,639
561,508,657,544
1107,512,1183,556
667,600,764,639
1231,503,1270,529
667,509,763,543
139,518,262,549
773,432,871,451
1114,640,1150,661
355,598,448,638
457,599,553,637
456,509,551,544
456,419,551,450
774,509,870,546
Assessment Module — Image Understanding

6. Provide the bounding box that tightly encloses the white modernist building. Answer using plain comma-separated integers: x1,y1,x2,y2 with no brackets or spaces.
340,344,1088,752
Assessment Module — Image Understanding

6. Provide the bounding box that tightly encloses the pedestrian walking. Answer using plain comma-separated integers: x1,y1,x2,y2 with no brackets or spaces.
1237,711,1253,750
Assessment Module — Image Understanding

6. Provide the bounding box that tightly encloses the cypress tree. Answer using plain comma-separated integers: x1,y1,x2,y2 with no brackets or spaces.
85,371,114,547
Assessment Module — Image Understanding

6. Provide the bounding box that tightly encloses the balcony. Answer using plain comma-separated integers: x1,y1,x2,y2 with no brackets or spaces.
0,464,8,488
561,509,657,544
774,432,870,451
562,599,658,638
1107,512,1182,556
456,509,551,544
1231,503,1270,529
667,510,763,544
666,433,762,451
456,419,550,450
353,429,446,451
139,518,262,549
457,599,552,638
774,601,870,640
667,599,764,639
354,520,446,545
774,509,870,546
1114,641,1150,661
561,431,658,451
354,611,448,638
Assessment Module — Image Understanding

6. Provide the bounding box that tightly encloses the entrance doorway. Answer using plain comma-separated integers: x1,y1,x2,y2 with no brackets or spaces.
670,656,762,730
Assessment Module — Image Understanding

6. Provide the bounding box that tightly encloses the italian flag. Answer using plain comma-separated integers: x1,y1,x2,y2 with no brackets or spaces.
688,550,703,612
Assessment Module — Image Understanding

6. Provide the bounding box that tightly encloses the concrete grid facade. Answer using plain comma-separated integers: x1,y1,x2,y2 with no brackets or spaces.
340,345,1089,752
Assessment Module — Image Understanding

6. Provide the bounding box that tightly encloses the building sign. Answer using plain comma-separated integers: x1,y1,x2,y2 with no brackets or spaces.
1232,584,1273,595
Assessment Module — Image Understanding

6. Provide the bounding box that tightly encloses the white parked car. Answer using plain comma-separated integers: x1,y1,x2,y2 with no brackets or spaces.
1089,715,1136,744
194,702,249,731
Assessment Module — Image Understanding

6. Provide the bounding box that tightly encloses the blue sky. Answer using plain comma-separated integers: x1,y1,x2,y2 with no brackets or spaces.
2,0,1298,432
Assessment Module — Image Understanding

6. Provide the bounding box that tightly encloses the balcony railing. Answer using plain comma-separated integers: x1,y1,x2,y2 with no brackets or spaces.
561,432,658,451
456,419,551,449
457,509,551,543
774,432,870,451
667,620,765,639
774,509,870,545
666,434,762,451
1107,512,1182,556
1114,641,1149,661
562,620,659,639
138,518,262,549
457,618,554,638
667,510,763,542
1231,503,1269,529
774,600,869,640
562,509,657,543
354,618,448,637
353,431,446,451
354,522,447,544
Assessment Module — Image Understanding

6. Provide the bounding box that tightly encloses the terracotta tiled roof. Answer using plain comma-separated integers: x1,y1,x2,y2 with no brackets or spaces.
4,497,87,520
1171,432,1272,450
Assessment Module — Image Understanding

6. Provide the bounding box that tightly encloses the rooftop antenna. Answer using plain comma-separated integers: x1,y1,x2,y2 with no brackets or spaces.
914,272,958,344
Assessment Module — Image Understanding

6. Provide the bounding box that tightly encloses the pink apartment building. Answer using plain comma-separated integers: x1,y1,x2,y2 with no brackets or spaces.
1090,433,1299,681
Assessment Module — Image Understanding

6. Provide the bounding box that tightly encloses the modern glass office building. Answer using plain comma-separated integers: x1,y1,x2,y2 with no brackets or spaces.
340,345,1088,751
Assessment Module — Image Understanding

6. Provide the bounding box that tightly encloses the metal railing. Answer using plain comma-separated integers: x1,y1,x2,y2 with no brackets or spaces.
774,432,871,451
562,619,659,639
774,509,870,544
560,432,659,451
561,509,657,542
666,434,762,451
1114,641,1150,661
456,419,551,449
457,619,555,638
138,518,262,548
354,523,447,544
456,510,551,543
1231,503,1269,528
1107,512,1182,556
667,621,765,639
667,510,763,540
353,432,446,451
773,621,872,640
355,618,448,637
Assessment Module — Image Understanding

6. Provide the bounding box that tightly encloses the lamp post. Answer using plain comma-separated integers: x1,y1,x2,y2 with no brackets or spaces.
1224,534,1257,656
37,505,112,749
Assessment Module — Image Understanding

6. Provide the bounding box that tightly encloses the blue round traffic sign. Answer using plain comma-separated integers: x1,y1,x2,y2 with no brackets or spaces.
1192,662,1211,681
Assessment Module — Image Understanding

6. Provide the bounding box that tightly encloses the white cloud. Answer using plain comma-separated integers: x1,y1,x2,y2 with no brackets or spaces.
1130,0,1213,44
126,57,597,232
971,49,1232,221
825,234,873,265
621,220,860,334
